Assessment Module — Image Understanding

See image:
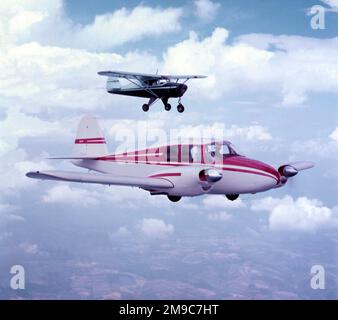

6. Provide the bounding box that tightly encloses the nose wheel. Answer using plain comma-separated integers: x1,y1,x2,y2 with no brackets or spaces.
177,103,185,113
142,104,149,112
164,103,171,111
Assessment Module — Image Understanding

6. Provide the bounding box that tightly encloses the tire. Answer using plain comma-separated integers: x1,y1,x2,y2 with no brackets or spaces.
167,195,182,202
226,194,239,201
177,104,184,113
142,104,149,112
165,103,171,111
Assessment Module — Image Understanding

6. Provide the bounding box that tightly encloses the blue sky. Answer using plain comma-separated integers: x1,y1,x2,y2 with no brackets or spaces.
0,0,338,299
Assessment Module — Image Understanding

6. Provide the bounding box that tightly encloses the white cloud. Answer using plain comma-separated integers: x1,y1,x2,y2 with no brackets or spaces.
0,42,159,112
290,138,338,160
194,0,221,22
19,242,39,254
330,127,338,141
0,109,67,147
163,28,338,106
70,6,183,50
140,218,174,239
251,196,337,231
321,0,338,11
0,1,182,50
203,195,246,209
0,202,23,226
42,184,100,206
208,211,232,221
225,125,272,141
0,145,54,194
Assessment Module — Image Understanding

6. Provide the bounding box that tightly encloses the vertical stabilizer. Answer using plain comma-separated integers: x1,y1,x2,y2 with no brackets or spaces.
73,115,108,157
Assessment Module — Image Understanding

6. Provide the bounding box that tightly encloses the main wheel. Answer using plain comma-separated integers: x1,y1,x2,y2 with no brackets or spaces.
226,194,239,201
165,103,171,111
177,104,185,113
142,104,149,112
167,195,182,202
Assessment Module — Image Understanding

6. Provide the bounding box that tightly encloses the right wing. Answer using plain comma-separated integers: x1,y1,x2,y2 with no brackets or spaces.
26,170,174,189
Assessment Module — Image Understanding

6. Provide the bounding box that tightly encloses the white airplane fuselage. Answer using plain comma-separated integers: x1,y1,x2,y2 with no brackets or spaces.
71,145,281,197
26,115,314,202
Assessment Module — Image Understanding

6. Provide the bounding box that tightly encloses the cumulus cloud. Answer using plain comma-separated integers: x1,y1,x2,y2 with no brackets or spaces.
330,127,338,141
251,196,337,231
0,42,159,112
208,211,232,221
290,138,338,160
320,0,338,11
19,242,39,254
203,195,246,209
0,149,54,193
42,184,100,206
140,218,174,239
163,28,338,106
70,6,183,50
194,0,221,22
0,202,23,226
0,1,182,50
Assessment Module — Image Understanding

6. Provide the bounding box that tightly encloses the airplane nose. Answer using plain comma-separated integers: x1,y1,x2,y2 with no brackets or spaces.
239,157,281,187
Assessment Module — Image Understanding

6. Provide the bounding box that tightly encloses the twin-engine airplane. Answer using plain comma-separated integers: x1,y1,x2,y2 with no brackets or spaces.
98,70,206,113
26,115,314,202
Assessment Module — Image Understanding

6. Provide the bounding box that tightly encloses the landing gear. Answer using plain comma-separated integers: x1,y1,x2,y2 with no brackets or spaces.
164,103,171,111
226,194,239,201
167,195,182,202
177,104,185,113
142,104,149,112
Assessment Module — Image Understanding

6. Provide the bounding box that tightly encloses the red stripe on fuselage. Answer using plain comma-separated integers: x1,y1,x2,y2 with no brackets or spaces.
75,137,106,144
149,173,182,178
95,155,280,183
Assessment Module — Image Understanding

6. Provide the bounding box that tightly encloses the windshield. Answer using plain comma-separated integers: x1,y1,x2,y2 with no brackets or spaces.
205,141,239,163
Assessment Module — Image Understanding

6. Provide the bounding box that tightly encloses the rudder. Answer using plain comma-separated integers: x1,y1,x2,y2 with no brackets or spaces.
73,115,108,157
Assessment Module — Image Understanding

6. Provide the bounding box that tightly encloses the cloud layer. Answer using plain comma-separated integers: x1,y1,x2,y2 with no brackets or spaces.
251,196,337,231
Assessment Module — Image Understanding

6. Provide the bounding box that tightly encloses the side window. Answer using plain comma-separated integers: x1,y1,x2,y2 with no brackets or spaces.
167,145,179,163
190,146,201,163
181,145,191,163
204,144,215,164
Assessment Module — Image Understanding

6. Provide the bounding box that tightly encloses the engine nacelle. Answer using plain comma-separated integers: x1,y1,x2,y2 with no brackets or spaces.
151,166,222,197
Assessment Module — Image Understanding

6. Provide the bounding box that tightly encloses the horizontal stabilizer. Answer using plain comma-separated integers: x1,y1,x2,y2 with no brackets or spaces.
26,170,174,189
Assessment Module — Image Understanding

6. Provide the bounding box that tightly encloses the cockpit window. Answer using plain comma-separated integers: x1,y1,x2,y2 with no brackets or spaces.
204,142,239,163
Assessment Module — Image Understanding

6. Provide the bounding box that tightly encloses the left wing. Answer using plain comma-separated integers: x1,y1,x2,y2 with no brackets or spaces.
98,70,206,82
98,70,162,81
26,170,174,189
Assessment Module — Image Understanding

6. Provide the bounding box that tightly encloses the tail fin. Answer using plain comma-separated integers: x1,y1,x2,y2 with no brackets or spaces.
73,115,108,157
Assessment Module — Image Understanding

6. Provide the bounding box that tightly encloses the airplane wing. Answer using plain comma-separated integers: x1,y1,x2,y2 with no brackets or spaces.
98,71,162,81
161,75,207,80
26,170,174,189
98,70,206,81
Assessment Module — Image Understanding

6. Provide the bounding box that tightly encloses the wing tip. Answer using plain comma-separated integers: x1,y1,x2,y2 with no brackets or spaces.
26,171,40,178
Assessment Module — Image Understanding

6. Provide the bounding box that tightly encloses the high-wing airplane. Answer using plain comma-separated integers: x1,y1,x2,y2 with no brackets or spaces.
26,115,315,202
98,70,206,113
